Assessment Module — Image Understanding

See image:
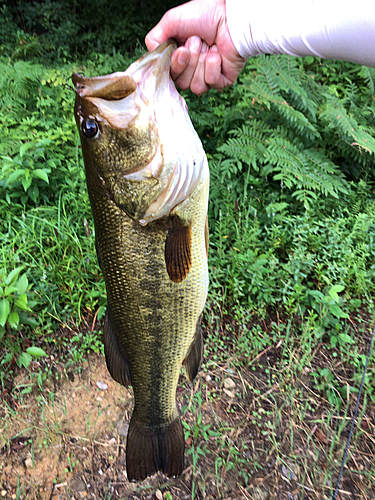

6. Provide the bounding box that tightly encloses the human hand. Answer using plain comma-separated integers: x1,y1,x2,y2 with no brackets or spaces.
145,0,246,95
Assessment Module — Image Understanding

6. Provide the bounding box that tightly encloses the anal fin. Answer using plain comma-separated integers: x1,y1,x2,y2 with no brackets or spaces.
126,416,184,481
183,316,203,382
165,217,192,283
103,306,132,387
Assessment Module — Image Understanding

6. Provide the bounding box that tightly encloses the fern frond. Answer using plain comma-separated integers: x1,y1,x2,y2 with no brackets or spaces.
358,66,375,96
217,122,348,200
264,136,347,197
0,61,43,113
218,121,271,173
320,93,375,162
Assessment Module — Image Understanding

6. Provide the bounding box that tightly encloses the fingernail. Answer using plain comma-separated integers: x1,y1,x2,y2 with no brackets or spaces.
210,44,219,53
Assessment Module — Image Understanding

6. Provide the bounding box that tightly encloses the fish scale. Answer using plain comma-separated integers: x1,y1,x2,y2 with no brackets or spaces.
73,40,209,481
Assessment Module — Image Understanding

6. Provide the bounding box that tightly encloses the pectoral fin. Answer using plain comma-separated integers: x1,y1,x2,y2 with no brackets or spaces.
103,306,132,387
164,218,192,283
183,316,203,382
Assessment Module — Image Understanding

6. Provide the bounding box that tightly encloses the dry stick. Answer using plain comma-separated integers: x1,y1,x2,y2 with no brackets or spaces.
91,306,100,332
331,322,375,500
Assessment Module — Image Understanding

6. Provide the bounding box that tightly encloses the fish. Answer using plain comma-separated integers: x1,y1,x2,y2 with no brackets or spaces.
72,40,209,481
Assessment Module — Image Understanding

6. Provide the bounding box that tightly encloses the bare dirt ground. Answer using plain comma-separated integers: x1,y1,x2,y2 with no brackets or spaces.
1,325,375,500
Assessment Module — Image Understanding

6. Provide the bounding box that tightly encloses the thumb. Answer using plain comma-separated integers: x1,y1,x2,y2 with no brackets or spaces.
145,24,166,52
146,7,183,52
145,0,219,52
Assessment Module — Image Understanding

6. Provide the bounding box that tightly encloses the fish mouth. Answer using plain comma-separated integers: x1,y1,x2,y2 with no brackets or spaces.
72,40,177,102
72,40,208,225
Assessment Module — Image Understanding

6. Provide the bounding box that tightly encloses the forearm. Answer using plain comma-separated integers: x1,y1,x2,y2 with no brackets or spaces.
226,0,375,67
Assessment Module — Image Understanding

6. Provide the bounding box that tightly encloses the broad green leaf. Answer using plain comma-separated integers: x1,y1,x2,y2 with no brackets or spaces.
97,305,106,321
0,299,10,326
27,346,47,357
33,169,49,184
5,266,24,285
19,142,34,158
329,304,349,319
22,176,33,192
329,285,345,302
0,155,13,163
8,311,19,327
6,169,25,185
18,352,32,368
1,352,13,365
14,293,30,311
4,285,17,297
16,274,28,296
339,333,355,344
308,290,324,300
28,185,39,202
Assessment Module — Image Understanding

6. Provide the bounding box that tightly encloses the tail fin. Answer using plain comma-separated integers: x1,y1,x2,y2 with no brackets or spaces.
126,416,184,481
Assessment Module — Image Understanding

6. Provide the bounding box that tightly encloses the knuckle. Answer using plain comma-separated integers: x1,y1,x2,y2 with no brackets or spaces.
175,77,190,90
191,80,208,96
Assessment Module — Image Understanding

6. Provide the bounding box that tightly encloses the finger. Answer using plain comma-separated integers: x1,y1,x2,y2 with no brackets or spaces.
204,44,223,90
170,47,190,81
145,1,205,52
145,0,223,52
145,24,165,52
190,42,210,96
174,36,202,91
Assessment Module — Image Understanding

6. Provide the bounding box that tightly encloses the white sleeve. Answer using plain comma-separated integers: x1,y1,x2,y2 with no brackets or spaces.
226,0,375,67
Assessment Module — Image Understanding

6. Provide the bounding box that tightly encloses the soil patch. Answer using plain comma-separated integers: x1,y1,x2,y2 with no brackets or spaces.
0,340,374,499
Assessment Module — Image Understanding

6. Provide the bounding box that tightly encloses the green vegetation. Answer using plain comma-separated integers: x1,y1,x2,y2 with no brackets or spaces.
0,3,374,499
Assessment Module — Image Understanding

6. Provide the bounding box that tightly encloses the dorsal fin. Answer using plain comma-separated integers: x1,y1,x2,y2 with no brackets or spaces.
165,217,192,283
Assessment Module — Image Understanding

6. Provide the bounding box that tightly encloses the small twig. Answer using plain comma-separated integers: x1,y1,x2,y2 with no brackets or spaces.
295,482,316,493
91,306,100,332
239,484,252,499
310,424,318,436
254,345,273,361
54,482,67,489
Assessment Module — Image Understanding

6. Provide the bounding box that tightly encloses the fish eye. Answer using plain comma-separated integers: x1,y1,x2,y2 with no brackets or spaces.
82,119,99,139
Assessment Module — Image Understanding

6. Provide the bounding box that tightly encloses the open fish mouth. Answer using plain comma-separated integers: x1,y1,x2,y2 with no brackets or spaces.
73,41,207,225
72,40,176,103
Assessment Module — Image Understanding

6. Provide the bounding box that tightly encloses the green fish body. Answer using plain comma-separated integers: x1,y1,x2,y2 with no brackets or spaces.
72,41,209,481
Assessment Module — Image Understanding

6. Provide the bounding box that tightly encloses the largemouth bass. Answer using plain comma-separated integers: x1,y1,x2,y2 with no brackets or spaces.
72,41,209,481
